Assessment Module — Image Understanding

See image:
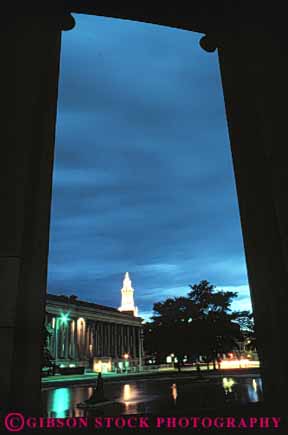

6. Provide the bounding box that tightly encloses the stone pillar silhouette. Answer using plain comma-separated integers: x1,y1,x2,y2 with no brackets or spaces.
64,322,70,359
127,326,131,354
100,322,103,355
115,324,118,357
106,323,109,356
133,326,137,359
110,324,114,356
201,30,288,411
73,318,79,361
70,319,75,359
84,323,89,359
121,325,124,355
95,322,100,356
0,13,75,413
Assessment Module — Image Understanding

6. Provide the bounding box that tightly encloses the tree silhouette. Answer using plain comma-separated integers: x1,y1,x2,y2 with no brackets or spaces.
144,280,249,370
41,323,54,372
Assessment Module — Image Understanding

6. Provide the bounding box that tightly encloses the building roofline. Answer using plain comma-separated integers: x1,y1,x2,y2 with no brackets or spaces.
46,293,143,321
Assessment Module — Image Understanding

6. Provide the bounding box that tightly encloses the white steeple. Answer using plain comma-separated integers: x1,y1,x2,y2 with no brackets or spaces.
118,272,138,316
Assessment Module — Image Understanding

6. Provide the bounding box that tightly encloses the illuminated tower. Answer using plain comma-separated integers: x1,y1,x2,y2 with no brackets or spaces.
118,272,138,316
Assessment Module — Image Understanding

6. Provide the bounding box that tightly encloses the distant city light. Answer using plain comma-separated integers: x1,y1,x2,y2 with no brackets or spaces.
222,377,235,393
171,383,177,403
219,359,259,369
123,384,131,402
93,359,112,373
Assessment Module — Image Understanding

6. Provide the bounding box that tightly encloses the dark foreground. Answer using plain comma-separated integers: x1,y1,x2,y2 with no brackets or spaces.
38,372,288,434
42,374,263,418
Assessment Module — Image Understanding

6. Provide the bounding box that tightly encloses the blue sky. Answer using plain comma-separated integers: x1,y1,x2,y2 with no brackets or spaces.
47,13,252,320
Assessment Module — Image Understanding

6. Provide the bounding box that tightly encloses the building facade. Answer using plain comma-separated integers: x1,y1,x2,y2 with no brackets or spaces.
45,273,144,372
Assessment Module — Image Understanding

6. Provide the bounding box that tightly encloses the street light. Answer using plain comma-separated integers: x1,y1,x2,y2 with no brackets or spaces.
59,312,69,325
54,312,70,367
123,353,129,374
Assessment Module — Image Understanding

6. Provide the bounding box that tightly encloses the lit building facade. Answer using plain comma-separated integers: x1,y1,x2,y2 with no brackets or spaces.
45,273,144,372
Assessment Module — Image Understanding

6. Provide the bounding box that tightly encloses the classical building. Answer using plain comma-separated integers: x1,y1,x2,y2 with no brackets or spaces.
45,273,144,372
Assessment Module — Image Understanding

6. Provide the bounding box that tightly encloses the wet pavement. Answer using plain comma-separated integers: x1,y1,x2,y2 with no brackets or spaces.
42,375,263,417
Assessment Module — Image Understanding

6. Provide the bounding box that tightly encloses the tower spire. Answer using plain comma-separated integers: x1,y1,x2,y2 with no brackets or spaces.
118,272,138,316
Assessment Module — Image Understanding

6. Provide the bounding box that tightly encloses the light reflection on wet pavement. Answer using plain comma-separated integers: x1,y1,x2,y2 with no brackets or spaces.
42,376,263,417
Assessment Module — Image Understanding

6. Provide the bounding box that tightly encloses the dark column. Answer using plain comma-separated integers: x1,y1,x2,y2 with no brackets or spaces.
102,323,105,355
133,326,137,359
201,30,288,411
120,325,123,356
69,319,75,358
89,324,94,357
94,322,97,356
127,326,131,354
0,14,75,413
138,327,143,370
84,323,89,359
105,323,109,356
100,322,104,356
64,322,70,359
108,323,112,356
116,324,119,357
106,323,109,355
106,323,110,356
59,324,64,358
113,324,117,357
74,319,79,361
95,322,100,356
110,324,113,356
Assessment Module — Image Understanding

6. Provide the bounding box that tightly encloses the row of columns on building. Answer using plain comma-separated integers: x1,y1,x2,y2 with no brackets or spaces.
47,315,143,363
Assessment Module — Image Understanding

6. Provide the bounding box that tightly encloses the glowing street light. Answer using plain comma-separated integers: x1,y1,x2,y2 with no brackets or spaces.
54,312,70,367
59,312,69,325
171,383,178,403
123,353,129,374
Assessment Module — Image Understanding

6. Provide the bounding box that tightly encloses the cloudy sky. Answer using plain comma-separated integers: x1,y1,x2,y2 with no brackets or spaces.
47,13,252,320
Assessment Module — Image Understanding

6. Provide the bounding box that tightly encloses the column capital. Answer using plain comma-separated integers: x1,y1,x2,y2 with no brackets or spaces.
199,34,218,52
59,13,76,31
16,13,76,32
42,13,76,31
199,33,227,53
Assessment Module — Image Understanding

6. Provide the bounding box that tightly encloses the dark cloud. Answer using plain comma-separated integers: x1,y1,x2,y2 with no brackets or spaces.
48,13,252,318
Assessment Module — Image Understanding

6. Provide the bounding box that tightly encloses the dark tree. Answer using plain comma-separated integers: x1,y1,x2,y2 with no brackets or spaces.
144,280,248,370
41,323,54,372
232,310,256,351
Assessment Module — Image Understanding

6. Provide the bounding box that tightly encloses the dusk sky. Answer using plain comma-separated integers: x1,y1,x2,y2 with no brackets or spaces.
47,13,252,320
